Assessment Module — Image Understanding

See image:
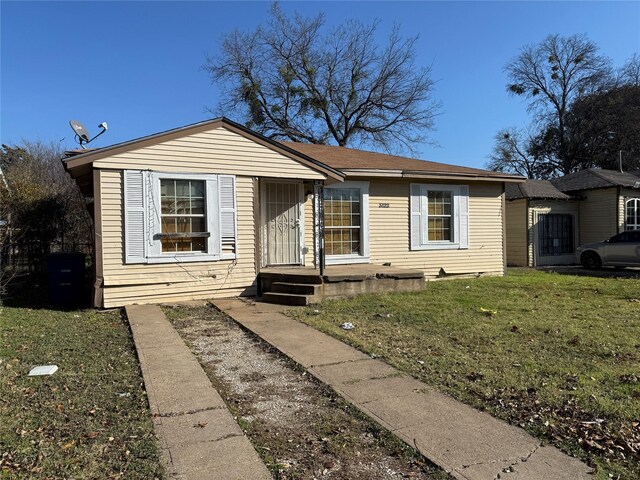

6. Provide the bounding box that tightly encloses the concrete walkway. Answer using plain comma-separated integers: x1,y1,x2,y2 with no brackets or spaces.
213,299,593,480
125,305,271,480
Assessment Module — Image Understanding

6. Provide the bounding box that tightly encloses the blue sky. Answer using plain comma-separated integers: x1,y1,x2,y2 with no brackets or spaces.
1,1,638,169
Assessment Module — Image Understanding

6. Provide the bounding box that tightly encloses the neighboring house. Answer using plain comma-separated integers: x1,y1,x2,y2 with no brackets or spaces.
63,117,523,308
505,169,640,267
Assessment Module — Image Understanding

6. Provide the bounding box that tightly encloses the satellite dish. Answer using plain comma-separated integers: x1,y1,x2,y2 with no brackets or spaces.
68,119,108,149
70,120,90,143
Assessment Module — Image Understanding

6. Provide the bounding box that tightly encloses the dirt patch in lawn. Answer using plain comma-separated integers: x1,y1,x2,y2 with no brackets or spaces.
163,304,448,480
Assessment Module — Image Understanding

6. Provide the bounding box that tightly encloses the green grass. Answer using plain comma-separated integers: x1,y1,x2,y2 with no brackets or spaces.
0,306,164,479
289,269,640,479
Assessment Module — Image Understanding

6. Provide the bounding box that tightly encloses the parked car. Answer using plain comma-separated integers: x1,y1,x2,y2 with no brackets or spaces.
577,230,640,269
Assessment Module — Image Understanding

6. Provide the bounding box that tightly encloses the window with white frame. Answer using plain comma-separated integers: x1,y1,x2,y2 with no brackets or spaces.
160,179,208,253
123,170,237,264
323,181,369,263
427,190,453,241
410,183,469,250
627,198,640,230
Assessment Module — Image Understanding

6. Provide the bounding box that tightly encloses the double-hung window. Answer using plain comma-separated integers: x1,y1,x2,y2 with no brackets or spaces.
323,181,370,264
123,170,237,264
626,198,640,231
160,179,208,253
410,183,469,250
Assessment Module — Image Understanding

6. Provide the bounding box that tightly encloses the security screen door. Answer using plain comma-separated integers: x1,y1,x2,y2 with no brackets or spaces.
265,181,302,265
536,213,575,265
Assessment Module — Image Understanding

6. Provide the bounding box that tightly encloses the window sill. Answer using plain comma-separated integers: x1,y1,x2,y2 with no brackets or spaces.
325,255,370,265
146,254,222,264
411,243,466,251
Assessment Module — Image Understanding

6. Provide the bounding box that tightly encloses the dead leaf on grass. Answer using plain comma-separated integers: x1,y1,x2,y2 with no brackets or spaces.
62,440,75,450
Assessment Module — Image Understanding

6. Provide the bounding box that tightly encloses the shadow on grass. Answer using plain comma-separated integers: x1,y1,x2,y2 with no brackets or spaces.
535,265,640,279
1,273,91,311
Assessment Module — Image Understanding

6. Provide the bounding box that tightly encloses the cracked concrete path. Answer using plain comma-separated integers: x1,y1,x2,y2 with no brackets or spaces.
125,305,271,480
213,299,593,480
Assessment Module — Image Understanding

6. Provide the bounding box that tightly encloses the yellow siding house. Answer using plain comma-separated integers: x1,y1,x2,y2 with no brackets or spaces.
505,170,640,267
64,118,524,307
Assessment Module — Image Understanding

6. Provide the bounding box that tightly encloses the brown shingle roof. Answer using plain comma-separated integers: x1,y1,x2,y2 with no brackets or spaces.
64,148,98,157
282,142,523,180
505,179,575,200
550,168,640,192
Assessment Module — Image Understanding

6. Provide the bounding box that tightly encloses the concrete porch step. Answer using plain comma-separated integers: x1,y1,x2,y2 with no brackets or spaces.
260,272,323,285
262,291,314,306
271,282,321,295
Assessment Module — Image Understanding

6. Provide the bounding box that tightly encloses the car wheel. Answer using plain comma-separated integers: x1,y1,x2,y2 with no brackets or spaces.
581,251,602,270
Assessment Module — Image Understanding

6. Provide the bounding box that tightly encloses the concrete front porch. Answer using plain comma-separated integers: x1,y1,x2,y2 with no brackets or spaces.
259,264,425,305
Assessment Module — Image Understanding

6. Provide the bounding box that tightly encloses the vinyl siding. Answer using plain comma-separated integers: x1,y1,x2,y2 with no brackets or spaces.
367,179,504,278
577,188,618,244
505,199,528,267
96,168,508,305
99,169,258,307
93,126,325,180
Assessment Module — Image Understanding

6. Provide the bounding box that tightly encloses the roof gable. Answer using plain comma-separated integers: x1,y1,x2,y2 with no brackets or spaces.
64,118,343,181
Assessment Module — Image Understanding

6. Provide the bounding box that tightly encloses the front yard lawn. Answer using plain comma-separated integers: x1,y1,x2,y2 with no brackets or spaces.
0,306,164,479
289,269,640,479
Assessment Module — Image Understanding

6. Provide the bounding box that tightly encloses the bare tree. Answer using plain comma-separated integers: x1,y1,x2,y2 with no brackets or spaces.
0,141,93,302
487,128,550,179
204,3,440,154
504,34,612,174
619,53,640,87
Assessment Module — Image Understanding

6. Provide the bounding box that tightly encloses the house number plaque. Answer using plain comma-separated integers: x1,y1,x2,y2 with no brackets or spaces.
378,203,390,208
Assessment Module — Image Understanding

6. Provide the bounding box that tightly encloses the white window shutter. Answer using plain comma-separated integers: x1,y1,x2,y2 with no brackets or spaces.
219,175,237,259
458,185,469,249
410,184,422,250
123,170,147,263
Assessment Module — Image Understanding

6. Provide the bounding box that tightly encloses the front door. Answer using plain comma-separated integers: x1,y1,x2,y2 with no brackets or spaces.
264,181,303,265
